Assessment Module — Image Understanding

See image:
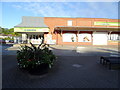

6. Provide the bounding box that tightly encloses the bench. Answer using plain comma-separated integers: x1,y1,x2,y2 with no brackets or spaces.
100,56,120,69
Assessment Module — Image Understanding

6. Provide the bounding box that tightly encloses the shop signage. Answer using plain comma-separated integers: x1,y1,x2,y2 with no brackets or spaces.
24,29,36,31
14,27,49,32
94,22,120,26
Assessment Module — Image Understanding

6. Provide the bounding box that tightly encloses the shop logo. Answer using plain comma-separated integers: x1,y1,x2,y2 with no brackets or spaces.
24,29,36,31
101,23,109,25
94,22,120,26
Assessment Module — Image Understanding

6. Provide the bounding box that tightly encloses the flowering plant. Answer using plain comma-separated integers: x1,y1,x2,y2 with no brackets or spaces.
17,42,56,70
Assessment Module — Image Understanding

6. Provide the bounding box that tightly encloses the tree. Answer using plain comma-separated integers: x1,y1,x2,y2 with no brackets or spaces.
0,27,2,33
1,28,9,35
1,28,21,36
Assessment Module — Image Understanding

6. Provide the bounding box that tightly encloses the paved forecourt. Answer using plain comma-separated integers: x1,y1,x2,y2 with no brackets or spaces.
2,55,119,88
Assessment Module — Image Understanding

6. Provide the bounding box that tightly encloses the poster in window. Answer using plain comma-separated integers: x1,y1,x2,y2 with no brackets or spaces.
78,33,91,42
63,33,76,42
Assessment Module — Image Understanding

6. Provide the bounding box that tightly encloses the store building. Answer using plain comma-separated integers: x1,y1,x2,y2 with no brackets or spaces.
14,16,120,45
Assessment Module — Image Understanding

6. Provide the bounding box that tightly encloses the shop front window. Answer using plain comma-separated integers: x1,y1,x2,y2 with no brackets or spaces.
36,35,38,39
29,34,44,44
67,20,73,26
29,35,32,39
78,33,91,42
108,34,120,41
63,33,76,42
33,35,35,39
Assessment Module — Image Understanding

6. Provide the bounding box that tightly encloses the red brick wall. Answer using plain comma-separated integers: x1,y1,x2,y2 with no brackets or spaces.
108,41,119,45
44,17,119,45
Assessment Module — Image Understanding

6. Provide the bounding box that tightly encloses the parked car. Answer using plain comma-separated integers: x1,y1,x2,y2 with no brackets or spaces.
9,40,14,43
5,40,9,43
0,39,6,44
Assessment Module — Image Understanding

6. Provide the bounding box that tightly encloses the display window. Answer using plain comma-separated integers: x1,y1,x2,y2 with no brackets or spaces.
108,34,120,41
63,33,76,42
29,35,43,44
78,33,91,42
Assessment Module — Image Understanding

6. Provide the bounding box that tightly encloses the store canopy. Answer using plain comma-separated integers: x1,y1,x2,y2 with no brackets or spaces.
54,26,120,32
14,16,49,32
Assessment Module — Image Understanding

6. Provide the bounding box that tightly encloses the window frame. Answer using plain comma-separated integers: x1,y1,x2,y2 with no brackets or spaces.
67,20,73,26
108,34,120,41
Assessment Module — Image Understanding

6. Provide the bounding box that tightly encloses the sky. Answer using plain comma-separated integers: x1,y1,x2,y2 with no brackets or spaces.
0,1,119,29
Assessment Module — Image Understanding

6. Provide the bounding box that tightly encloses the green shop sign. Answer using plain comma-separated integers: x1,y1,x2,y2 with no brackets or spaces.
14,27,49,32
94,22,120,26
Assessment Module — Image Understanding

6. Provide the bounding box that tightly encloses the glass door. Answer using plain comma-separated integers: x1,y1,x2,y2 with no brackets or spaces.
29,35,43,44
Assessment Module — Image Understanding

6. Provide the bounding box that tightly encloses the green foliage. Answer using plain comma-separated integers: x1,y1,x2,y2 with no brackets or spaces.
1,28,9,35
4,37,14,40
1,28,21,36
17,42,56,70
0,28,3,33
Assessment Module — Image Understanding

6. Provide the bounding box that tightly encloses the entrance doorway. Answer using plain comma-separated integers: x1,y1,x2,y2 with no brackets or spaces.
93,32,108,45
29,35,44,44
26,32,44,44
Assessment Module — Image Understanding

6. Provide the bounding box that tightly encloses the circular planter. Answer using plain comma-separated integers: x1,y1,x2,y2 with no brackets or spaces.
28,63,49,75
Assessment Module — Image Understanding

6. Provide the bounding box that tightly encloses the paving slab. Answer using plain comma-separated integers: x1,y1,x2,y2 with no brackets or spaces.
2,55,119,88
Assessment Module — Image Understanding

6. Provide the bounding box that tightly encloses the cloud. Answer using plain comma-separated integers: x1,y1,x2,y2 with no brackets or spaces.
11,2,118,18
12,4,22,9
78,2,118,18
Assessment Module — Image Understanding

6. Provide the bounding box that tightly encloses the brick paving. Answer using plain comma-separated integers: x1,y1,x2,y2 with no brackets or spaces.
2,55,119,88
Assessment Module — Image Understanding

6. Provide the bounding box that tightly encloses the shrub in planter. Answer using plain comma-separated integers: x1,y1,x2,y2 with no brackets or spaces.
17,42,56,75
